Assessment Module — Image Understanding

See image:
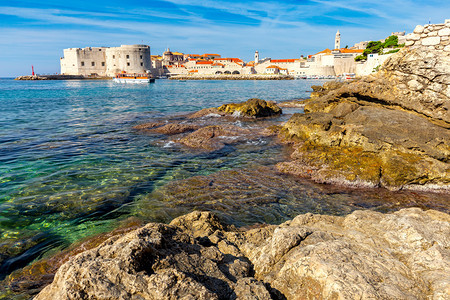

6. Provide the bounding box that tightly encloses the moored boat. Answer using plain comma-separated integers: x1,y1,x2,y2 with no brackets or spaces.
113,72,155,83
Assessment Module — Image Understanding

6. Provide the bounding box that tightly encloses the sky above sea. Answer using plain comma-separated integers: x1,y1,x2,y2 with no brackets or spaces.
0,0,449,77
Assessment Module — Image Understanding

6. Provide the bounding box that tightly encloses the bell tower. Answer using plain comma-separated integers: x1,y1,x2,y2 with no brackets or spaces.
254,50,259,64
335,30,341,50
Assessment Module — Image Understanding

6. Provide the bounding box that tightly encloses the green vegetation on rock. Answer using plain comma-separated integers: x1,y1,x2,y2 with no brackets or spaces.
218,98,282,118
355,35,402,61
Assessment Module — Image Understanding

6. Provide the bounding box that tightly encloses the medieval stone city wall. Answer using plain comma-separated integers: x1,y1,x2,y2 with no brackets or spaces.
405,19,450,53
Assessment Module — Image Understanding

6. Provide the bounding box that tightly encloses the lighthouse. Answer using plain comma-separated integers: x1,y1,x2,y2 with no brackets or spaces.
254,50,259,64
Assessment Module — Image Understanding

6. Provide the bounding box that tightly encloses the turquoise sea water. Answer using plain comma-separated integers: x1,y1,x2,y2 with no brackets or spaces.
0,78,448,285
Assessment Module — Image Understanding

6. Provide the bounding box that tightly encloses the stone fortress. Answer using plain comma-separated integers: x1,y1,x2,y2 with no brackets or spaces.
60,45,151,77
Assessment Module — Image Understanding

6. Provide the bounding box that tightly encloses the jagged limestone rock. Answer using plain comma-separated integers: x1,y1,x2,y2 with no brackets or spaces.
35,209,450,299
279,47,450,190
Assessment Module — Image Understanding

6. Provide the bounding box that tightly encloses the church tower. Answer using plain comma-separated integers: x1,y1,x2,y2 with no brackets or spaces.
335,30,341,50
254,50,259,64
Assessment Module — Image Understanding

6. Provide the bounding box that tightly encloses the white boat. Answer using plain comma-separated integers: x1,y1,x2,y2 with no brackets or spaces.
113,72,155,83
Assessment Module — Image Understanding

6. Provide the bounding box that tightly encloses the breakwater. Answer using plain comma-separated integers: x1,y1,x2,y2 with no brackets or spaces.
15,75,112,80
170,74,294,80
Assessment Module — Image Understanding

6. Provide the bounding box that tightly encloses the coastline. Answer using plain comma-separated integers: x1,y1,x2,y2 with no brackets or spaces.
170,74,294,80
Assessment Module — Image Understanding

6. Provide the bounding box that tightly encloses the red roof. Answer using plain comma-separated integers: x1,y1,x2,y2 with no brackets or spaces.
202,53,220,56
196,61,214,65
271,59,296,63
313,48,332,56
189,70,198,73
214,58,243,63
339,48,364,53
266,65,280,69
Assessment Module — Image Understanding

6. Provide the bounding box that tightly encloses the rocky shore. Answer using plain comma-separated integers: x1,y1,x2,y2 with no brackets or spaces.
277,44,449,191
34,208,449,299
170,74,294,80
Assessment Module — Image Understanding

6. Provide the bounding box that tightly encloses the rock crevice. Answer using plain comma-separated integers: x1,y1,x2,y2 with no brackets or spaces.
35,209,450,299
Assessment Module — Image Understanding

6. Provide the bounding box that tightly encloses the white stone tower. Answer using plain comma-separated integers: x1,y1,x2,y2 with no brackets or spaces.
254,50,259,64
335,30,341,49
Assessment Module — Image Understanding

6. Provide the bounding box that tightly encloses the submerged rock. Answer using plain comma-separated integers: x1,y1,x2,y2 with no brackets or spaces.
218,98,282,118
35,208,450,299
179,125,252,151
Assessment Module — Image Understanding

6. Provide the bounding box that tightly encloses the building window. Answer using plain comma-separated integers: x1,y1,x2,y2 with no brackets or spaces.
91,62,95,66
140,62,143,66
113,55,115,59
127,62,130,66
140,55,143,59
99,49,102,51
126,55,130,59
102,62,105,66
81,62,84,66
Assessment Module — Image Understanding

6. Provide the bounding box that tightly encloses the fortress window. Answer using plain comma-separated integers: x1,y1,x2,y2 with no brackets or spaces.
140,62,143,66
91,62,95,66
113,55,115,59
126,55,130,59
140,55,143,59
99,49,102,51
102,62,105,66
81,62,85,66
127,62,130,66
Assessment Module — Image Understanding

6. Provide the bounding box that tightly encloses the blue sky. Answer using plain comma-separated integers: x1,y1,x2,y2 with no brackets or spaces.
0,0,449,77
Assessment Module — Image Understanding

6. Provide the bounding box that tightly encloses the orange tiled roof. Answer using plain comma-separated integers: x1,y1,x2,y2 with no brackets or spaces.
313,48,332,56
189,70,198,73
339,48,364,53
196,61,214,65
214,58,243,63
202,53,220,56
266,65,280,69
270,59,296,63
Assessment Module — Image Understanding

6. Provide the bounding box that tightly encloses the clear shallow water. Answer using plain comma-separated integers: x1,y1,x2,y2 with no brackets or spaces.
0,78,448,285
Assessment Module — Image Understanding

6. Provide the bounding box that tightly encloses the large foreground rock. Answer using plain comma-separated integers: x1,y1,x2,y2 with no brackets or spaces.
36,208,450,299
306,48,450,125
278,46,450,190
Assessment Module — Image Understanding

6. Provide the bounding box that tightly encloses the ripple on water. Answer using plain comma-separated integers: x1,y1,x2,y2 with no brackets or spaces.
132,165,450,226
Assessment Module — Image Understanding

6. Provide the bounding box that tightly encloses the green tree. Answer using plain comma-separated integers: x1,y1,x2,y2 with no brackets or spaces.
383,35,398,48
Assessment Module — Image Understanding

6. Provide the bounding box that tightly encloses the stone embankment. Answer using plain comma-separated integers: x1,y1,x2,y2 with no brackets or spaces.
277,21,450,191
170,74,294,80
35,208,450,299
